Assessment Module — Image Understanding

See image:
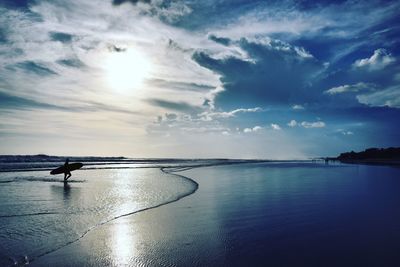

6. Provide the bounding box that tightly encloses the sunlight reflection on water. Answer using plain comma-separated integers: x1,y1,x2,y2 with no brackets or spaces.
112,221,137,266
0,167,197,266
110,170,140,265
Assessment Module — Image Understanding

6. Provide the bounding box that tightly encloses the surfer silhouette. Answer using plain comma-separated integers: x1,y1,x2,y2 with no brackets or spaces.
50,159,83,178
64,158,72,181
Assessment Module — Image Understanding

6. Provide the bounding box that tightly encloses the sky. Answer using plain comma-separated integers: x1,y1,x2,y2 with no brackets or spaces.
0,0,400,159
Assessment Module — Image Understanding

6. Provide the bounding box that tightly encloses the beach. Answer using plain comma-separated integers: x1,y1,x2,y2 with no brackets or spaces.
2,0,400,265
1,159,400,266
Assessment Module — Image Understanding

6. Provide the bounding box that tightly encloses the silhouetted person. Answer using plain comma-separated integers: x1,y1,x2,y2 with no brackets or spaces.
64,158,71,181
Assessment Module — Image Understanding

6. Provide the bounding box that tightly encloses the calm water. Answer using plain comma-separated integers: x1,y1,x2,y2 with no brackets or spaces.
1,159,400,266
178,163,400,266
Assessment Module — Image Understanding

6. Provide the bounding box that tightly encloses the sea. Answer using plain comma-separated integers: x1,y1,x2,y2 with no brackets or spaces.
1,155,400,266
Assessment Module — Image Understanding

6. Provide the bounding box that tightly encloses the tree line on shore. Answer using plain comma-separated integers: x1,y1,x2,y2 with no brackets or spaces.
337,147,400,160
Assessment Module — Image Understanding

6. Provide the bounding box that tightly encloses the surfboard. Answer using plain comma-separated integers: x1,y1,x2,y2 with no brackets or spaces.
50,163,83,175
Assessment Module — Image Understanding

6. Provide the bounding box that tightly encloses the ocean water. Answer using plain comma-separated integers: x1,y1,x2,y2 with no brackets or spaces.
176,163,400,266
1,158,400,266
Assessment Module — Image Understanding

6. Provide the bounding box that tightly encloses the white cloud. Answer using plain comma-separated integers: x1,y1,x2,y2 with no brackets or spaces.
181,127,229,133
0,0,224,109
271,124,281,130
148,112,235,136
287,119,325,128
243,125,263,133
199,107,263,121
325,82,375,95
210,1,400,45
357,85,400,108
353,49,395,71
152,1,193,23
336,129,354,136
300,121,326,128
287,120,297,127
292,104,304,110
0,0,236,157
325,81,400,108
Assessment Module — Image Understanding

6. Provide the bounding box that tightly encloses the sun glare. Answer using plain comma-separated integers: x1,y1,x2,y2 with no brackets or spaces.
104,48,151,92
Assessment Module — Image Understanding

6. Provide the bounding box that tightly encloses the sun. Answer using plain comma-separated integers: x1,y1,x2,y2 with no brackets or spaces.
104,48,151,92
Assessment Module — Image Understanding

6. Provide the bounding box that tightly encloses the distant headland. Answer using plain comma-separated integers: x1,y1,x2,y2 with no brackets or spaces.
332,147,400,165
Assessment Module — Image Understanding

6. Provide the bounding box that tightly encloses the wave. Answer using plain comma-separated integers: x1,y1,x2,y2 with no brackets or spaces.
0,180,14,184
0,177,86,184
0,155,126,163
21,177,86,183
0,157,272,173
0,212,68,218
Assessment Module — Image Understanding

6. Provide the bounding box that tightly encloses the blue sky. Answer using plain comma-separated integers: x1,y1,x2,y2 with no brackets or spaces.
0,0,399,158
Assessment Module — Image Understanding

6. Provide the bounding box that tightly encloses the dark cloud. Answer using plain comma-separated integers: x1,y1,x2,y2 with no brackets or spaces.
147,99,201,113
8,61,57,76
0,48,24,59
0,28,7,43
193,37,323,108
0,91,143,115
56,58,85,68
108,44,127,52
112,0,150,6
0,91,63,110
165,113,177,120
208,34,231,46
202,99,211,107
49,32,73,43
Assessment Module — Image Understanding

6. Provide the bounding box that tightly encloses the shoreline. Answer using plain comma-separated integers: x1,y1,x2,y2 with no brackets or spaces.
337,159,400,166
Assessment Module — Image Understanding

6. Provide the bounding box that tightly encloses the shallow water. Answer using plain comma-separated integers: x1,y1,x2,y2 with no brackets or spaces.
1,160,400,266
0,167,197,266
177,163,400,266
